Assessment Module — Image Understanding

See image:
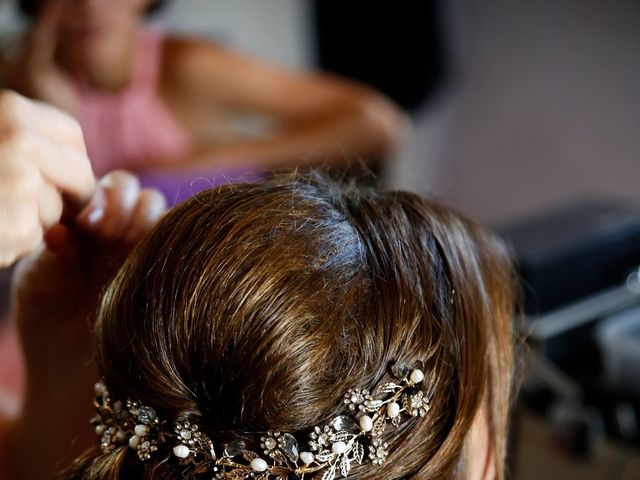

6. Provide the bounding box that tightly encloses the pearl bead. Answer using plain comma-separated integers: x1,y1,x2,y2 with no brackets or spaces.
410,369,425,384
387,402,400,418
134,425,149,437
250,458,268,472
128,435,140,449
359,415,373,432
300,451,315,465
173,444,191,459
332,441,348,454
95,425,105,435
94,382,107,395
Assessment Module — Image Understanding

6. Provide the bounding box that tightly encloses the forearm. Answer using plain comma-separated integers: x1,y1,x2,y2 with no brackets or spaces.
0,413,12,479
4,307,98,479
5,381,95,480
1,361,96,480
154,99,406,171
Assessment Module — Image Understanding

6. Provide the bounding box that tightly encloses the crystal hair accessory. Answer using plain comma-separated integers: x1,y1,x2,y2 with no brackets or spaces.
91,361,433,479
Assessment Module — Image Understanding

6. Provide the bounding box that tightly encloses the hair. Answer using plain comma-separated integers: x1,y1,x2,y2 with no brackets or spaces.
17,0,168,18
65,172,517,479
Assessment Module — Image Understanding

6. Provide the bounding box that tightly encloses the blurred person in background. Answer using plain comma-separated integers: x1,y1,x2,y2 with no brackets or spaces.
6,0,404,201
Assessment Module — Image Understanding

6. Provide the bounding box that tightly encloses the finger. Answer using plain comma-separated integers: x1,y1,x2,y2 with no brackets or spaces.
0,92,95,204
123,188,167,244
0,163,42,266
5,92,87,150
76,171,140,240
0,214,42,267
35,141,94,207
21,223,44,260
0,232,40,268
37,180,63,230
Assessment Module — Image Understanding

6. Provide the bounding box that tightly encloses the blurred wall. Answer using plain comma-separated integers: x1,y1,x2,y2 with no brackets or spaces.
160,0,312,68
400,0,640,224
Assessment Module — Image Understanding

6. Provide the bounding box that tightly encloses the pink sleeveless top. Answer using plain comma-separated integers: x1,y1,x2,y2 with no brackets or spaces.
75,29,190,177
74,29,261,205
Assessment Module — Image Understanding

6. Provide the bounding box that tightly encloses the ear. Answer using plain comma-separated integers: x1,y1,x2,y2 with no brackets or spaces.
465,401,496,480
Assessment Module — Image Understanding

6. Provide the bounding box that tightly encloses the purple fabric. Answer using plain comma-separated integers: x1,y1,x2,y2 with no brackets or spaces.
138,167,263,207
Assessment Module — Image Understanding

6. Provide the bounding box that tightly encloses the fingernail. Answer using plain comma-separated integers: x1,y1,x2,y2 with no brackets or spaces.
87,206,104,225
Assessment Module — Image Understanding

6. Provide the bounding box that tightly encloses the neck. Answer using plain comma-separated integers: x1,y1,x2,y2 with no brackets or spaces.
64,27,139,92
86,47,135,92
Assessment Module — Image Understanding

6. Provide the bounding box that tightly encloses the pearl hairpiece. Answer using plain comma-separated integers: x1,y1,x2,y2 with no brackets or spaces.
91,361,432,479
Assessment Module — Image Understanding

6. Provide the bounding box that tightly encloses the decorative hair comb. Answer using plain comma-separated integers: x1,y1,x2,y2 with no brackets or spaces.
92,361,432,479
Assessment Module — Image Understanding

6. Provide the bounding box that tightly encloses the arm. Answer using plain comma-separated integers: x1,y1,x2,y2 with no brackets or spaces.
156,38,406,170
0,172,166,480
0,411,12,478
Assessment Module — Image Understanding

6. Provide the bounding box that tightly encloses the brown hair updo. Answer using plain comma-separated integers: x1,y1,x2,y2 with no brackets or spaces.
67,172,516,479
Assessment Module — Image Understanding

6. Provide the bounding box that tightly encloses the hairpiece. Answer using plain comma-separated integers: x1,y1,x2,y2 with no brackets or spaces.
92,361,433,479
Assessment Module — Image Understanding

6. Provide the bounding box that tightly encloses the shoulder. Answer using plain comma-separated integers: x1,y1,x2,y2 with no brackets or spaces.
161,35,225,68
159,35,244,92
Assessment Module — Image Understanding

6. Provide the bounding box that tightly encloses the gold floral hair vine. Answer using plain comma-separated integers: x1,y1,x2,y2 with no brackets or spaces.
92,361,433,479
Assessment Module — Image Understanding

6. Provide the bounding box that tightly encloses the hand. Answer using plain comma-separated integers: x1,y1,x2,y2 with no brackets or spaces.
12,170,166,377
0,90,94,267
9,0,78,114
4,171,166,480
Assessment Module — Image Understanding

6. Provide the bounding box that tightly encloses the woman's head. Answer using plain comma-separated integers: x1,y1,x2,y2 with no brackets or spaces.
72,173,517,479
19,0,167,80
